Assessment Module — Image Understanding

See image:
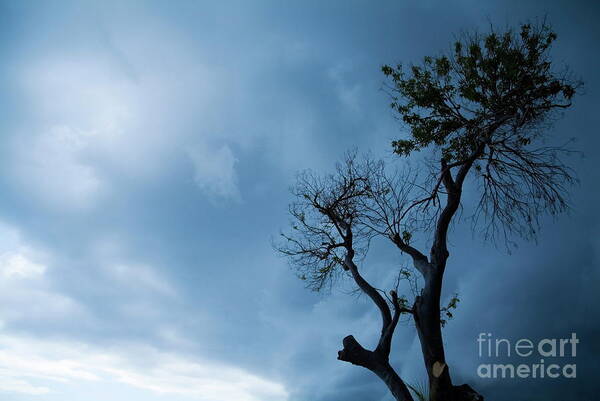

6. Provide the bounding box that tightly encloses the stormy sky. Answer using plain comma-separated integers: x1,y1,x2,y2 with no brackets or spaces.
0,1,598,400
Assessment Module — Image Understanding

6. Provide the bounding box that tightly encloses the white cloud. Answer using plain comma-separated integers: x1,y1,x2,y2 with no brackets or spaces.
0,221,286,400
188,144,241,201
0,252,46,279
0,375,50,395
0,219,180,329
106,263,176,297
0,223,84,324
10,55,138,210
328,63,362,113
10,31,240,209
5,14,342,208
0,223,46,282
12,124,106,210
0,335,288,401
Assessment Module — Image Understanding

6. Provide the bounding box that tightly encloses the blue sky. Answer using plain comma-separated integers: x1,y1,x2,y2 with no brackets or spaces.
0,1,598,400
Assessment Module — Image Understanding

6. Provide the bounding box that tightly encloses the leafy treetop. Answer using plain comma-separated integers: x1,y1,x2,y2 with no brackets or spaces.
382,21,581,241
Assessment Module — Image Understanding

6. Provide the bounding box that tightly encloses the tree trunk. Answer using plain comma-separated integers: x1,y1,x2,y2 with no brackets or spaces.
374,361,416,401
414,266,452,400
414,266,484,401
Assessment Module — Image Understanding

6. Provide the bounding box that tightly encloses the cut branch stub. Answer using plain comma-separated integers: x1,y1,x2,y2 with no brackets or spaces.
337,335,374,368
432,361,446,378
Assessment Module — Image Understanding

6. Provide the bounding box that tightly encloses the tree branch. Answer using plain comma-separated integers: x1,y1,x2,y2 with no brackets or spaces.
377,289,413,356
391,233,431,277
337,335,375,367
431,141,486,266
344,251,393,337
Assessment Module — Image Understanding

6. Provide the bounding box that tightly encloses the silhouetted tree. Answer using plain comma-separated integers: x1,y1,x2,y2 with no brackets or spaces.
276,21,581,401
